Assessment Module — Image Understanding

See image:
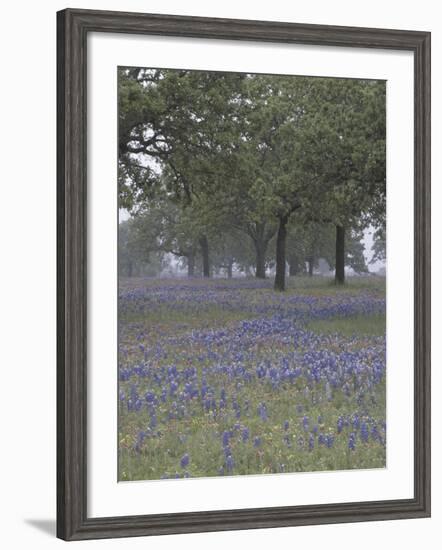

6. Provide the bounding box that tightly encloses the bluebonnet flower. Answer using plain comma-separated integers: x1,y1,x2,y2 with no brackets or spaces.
134,430,146,453
253,436,262,448
242,427,250,442
169,380,179,397
360,422,369,443
222,430,230,448
258,402,268,421
180,454,190,468
283,420,289,431
352,414,360,430
337,416,344,434
348,433,356,451
223,446,232,458
145,391,156,404
302,415,309,431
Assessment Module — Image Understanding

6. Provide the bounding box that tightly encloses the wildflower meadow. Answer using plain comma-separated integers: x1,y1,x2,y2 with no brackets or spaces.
118,276,386,481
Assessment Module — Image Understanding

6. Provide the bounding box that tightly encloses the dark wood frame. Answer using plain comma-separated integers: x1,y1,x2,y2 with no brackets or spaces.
57,8,431,541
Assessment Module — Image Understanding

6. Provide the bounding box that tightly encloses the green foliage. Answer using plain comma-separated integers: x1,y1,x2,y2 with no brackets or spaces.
371,226,386,264
118,218,165,277
118,67,386,285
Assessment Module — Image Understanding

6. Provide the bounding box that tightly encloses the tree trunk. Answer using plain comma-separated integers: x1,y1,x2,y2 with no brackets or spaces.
255,241,267,279
288,255,299,276
307,256,314,277
274,215,288,291
127,260,133,278
227,260,233,279
187,250,195,277
199,235,210,278
335,225,345,285
252,222,272,279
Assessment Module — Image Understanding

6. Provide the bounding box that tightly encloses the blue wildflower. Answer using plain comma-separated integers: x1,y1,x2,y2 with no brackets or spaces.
242,427,250,442
360,422,369,443
302,415,309,431
337,416,344,434
180,453,190,468
258,402,268,421
348,433,356,451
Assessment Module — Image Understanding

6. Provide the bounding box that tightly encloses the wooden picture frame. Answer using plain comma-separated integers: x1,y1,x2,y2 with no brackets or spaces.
57,8,431,541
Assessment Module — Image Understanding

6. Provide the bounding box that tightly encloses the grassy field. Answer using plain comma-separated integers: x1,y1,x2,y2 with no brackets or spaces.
118,275,386,481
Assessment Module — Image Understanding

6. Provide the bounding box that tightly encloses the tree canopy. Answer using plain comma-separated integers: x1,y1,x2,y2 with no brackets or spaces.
118,67,386,288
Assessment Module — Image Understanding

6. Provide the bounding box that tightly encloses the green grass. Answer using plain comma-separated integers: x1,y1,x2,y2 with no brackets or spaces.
284,275,385,296
306,313,386,337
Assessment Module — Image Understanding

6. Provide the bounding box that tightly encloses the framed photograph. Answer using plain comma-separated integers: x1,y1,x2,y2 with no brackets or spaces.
57,8,431,541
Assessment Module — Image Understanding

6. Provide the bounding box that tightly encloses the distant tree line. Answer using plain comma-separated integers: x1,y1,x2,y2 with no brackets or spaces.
118,68,386,289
